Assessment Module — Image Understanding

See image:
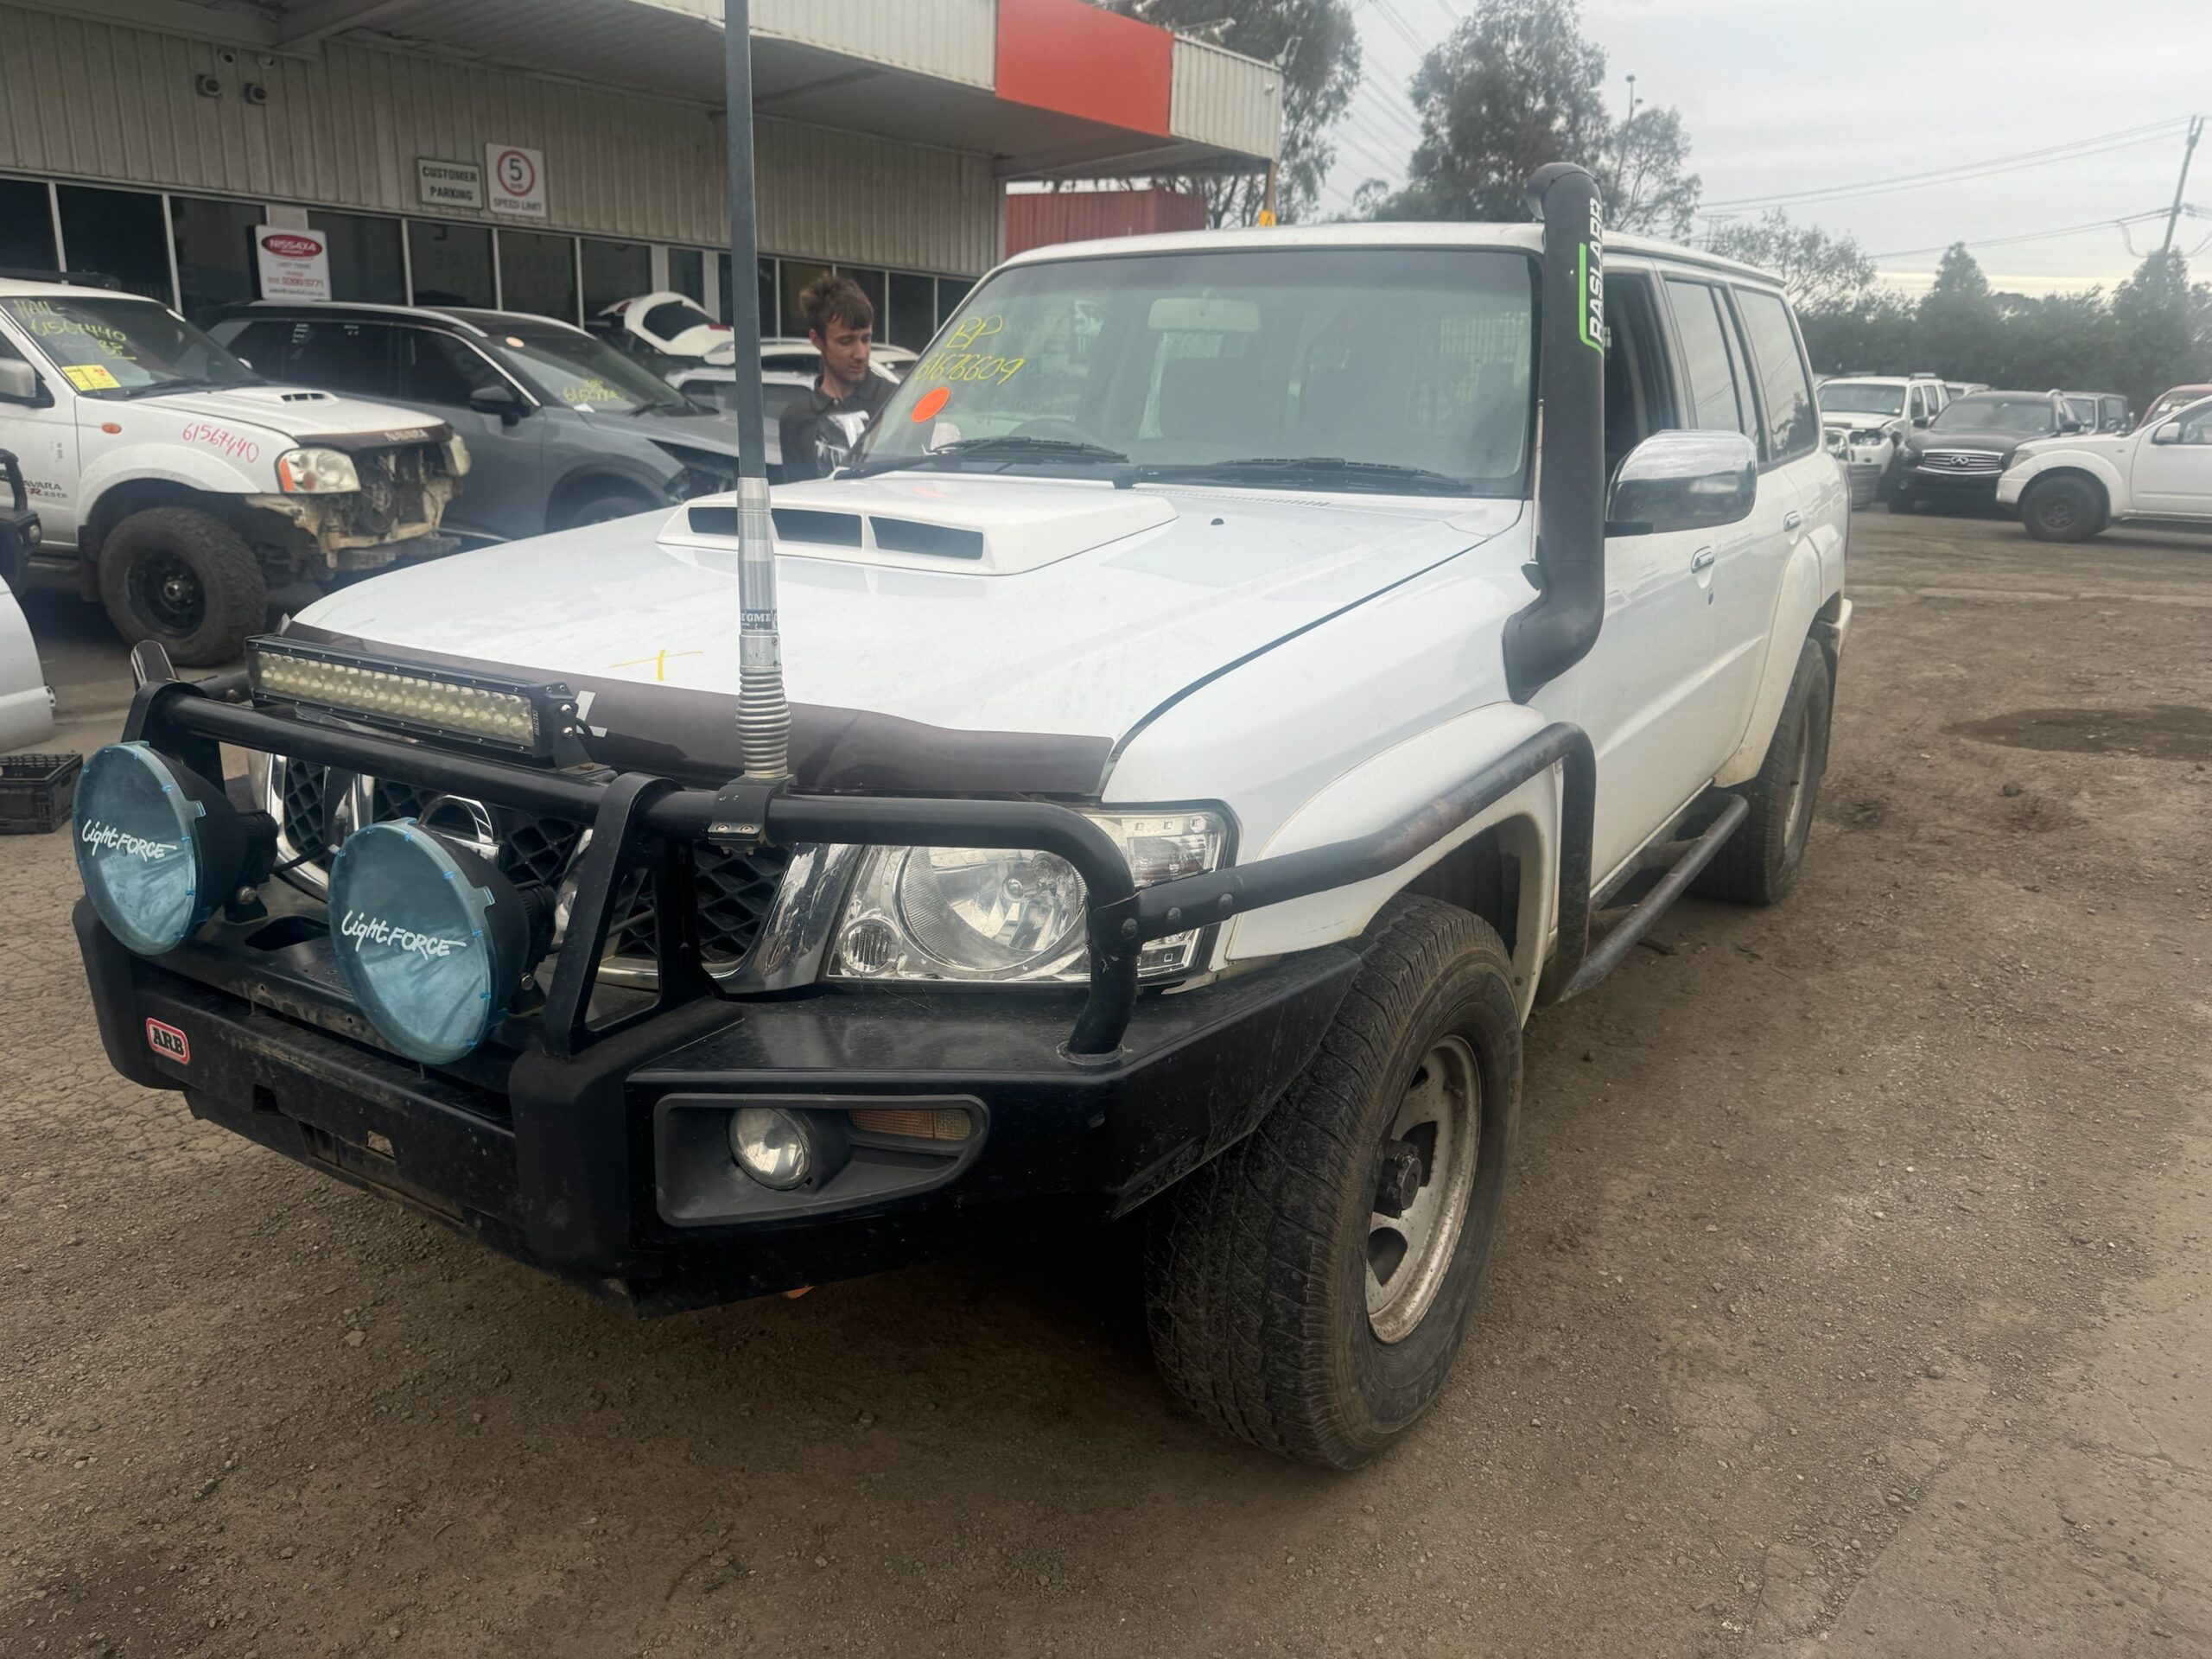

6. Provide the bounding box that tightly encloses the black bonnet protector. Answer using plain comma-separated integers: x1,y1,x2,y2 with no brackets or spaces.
283,622,1114,799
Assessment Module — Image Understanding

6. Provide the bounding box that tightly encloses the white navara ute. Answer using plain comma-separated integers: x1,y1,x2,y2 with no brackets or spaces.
0,279,467,665
1999,390,2212,540
68,167,1849,1468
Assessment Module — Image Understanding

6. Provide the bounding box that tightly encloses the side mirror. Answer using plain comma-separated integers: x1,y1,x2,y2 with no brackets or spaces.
2057,419,2082,435
2152,421,2183,446
467,383,524,425
0,359,46,405
1911,416,1929,429
1605,429,1758,537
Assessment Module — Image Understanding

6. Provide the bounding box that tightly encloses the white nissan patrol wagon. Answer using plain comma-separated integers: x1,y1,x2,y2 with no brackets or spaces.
69,167,1847,1467
0,278,467,664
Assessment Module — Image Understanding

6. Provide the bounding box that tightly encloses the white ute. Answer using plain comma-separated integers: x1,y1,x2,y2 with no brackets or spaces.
0,279,467,664
1999,391,2212,540
69,167,1848,1467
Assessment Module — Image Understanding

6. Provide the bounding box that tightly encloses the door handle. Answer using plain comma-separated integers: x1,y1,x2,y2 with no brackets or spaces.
1783,510,1804,531
1689,547,1716,572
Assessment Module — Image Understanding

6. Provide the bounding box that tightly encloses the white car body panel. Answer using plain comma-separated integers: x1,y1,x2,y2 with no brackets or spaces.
0,577,54,748
294,476,1523,744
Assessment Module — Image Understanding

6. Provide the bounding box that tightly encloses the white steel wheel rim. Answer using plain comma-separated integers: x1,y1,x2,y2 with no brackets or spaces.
1366,1034,1482,1344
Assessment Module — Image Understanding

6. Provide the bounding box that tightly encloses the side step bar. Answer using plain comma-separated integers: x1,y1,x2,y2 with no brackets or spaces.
1547,791,1750,1003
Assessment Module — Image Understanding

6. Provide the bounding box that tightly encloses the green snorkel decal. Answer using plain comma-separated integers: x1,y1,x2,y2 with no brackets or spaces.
1579,197,1605,353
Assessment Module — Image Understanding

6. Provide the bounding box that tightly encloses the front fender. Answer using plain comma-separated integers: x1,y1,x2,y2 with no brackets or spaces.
1997,446,2126,509
1222,699,1561,1020
79,446,273,520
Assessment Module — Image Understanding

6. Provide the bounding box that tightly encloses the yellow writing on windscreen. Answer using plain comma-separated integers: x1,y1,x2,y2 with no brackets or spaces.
62,363,120,391
917,314,1026,386
562,379,622,406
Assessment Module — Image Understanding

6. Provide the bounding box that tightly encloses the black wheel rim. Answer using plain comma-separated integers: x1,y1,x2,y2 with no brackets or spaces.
130,550,207,637
2040,493,2077,531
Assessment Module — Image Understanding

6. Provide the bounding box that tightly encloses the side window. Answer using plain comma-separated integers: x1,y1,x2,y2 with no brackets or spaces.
222,320,293,377
2177,402,2212,445
1906,386,1926,423
1601,272,1676,477
1662,278,1754,443
396,330,500,409
281,320,391,398
1732,287,1819,461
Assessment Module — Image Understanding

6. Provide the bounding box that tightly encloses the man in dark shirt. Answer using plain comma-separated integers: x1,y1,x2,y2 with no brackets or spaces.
776,273,894,482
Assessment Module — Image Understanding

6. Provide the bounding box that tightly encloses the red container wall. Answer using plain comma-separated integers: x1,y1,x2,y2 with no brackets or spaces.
1005,189,1210,256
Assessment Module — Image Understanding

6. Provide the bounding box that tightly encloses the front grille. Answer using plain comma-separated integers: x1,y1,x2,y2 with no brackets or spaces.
269,759,782,971
335,445,442,539
1916,449,2002,474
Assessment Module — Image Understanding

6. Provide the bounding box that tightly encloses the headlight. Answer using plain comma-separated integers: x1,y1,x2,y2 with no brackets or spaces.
1850,429,1883,448
442,433,472,477
327,822,543,1064
276,447,361,493
830,810,1229,984
73,743,266,956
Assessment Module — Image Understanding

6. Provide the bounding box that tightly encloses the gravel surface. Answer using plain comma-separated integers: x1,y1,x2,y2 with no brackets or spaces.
3,509,2209,1656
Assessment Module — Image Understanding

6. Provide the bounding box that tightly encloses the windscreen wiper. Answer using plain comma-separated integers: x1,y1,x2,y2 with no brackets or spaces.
1117,456,1472,492
847,435,1130,478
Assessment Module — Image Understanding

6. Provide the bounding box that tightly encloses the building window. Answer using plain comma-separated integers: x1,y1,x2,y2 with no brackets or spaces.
55,184,170,303
936,276,975,329
668,247,704,306
581,238,652,321
887,271,936,352
759,257,778,335
0,178,56,274
499,229,578,322
309,211,406,305
408,220,493,308
171,195,264,323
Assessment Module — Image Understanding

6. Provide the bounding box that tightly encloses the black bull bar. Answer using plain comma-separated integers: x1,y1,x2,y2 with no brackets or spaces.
127,675,1598,1060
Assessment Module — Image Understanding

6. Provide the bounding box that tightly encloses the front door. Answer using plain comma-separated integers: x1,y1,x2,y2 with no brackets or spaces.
392,328,546,541
2129,399,2212,517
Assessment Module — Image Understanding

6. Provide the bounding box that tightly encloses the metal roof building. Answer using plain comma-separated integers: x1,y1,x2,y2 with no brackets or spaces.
0,0,1280,347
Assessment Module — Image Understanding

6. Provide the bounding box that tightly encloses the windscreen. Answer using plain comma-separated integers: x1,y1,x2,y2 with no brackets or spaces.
490,325,688,412
860,246,1536,494
1817,382,1904,416
1,295,257,400
1931,396,2058,435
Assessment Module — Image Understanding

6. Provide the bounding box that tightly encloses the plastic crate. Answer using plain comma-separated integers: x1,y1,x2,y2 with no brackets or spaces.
0,752,81,834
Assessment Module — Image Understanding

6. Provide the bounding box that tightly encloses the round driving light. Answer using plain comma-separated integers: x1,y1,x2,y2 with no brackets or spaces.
893,846,1085,976
326,822,530,1065
74,743,245,956
728,1107,811,1190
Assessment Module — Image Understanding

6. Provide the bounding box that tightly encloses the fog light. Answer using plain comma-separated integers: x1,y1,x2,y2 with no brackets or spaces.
74,742,262,956
327,821,540,1065
728,1107,811,1190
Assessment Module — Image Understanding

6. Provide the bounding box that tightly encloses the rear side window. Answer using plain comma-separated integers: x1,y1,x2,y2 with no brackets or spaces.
1732,288,1819,461
221,320,293,376
1663,279,1753,443
279,320,391,397
1600,273,1676,477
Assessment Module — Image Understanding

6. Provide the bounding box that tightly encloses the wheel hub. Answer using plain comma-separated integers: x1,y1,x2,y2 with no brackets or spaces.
1366,1034,1481,1344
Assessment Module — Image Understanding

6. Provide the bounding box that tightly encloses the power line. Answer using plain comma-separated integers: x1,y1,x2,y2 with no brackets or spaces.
1866,209,2173,263
1705,118,2188,212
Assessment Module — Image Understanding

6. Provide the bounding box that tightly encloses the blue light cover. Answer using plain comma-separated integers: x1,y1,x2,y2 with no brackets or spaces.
73,743,213,955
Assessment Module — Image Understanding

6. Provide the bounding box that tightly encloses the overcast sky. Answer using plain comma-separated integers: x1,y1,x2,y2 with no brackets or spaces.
1318,0,2212,295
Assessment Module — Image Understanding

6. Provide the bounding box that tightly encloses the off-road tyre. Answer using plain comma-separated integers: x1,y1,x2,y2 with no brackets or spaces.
98,506,266,668
1695,637,1832,906
1143,898,1522,1469
2019,474,2106,543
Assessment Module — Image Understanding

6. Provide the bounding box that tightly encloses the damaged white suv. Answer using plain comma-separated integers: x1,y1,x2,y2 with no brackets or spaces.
71,168,1848,1467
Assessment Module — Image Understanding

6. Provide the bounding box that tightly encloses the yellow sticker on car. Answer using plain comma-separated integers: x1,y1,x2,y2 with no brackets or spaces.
62,363,120,391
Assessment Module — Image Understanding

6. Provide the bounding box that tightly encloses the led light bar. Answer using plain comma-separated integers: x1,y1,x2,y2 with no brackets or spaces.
245,637,576,758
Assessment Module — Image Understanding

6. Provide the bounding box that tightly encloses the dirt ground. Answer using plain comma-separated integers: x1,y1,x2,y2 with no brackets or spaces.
4,508,2210,1658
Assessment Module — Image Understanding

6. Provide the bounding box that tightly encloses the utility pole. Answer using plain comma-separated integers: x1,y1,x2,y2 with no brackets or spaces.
2161,115,2204,255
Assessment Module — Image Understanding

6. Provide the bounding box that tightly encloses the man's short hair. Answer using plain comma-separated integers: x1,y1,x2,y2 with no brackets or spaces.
801,273,873,337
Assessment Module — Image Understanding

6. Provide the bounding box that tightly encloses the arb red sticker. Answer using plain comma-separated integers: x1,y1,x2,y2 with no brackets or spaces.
145,1018,190,1065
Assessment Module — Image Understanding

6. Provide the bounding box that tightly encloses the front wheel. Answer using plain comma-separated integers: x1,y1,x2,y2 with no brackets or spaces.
2020,475,2106,543
97,506,266,667
1144,898,1522,1468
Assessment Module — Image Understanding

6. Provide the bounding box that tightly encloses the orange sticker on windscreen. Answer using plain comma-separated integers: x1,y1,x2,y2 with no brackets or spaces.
912,386,951,422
